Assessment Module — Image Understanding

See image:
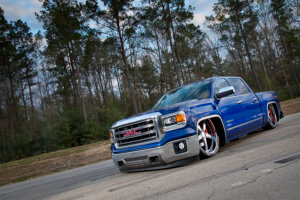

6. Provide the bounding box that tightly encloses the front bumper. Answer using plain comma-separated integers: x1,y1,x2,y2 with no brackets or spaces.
112,135,200,170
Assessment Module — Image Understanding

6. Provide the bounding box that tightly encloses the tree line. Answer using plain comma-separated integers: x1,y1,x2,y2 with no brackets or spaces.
0,0,299,163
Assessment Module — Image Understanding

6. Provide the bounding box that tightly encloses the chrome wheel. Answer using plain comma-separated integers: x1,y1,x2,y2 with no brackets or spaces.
197,119,219,157
267,104,277,128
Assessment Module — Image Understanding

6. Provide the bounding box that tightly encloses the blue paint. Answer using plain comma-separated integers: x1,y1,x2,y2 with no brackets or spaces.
112,76,283,154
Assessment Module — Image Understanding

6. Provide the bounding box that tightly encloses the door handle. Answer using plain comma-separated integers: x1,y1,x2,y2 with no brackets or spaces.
237,100,242,104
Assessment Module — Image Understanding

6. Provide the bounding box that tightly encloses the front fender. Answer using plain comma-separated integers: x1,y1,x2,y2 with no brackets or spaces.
186,100,221,130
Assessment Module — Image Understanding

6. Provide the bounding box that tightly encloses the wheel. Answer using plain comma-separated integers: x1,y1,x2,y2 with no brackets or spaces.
265,104,277,129
197,119,219,158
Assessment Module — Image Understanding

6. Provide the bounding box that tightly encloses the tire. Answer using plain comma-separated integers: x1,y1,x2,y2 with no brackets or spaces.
264,104,278,129
197,119,219,158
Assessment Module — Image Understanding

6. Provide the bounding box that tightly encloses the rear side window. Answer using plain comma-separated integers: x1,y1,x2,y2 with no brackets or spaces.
214,79,230,94
229,78,250,95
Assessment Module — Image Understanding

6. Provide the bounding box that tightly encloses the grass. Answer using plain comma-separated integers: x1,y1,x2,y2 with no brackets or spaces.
0,140,111,186
279,97,300,116
1,144,92,167
1,97,300,187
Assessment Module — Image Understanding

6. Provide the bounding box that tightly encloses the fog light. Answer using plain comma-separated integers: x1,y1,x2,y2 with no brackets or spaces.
118,160,124,166
173,140,187,154
178,142,185,150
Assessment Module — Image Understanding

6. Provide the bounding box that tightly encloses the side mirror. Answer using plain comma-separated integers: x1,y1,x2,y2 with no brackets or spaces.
216,86,235,99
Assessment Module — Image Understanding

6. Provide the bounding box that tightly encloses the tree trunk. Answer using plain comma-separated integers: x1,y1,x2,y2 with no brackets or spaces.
66,48,79,107
235,13,262,91
96,68,107,107
260,52,272,90
154,30,173,90
167,4,186,84
92,73,102,107
26,69,37,130
114,68,127,111
20,80,28,121
280,35,300,94
4,78,14,136
228,31,246,74
160,0,182,86
282,64,294,98
115,11,138,114
69,41,87,123
262,26,280,88
107,68,116,103
75,63,87,123
256,43,272,90
0,103,6,162
84,70,99,126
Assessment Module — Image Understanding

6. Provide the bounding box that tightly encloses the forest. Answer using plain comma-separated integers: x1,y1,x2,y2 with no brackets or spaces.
0,0,299,163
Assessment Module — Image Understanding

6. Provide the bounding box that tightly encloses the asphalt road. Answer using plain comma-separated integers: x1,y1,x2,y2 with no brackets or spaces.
1,113,300,200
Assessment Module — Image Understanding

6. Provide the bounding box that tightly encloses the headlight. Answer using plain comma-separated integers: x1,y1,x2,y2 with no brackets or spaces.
162,111,187,131
110,129,115,143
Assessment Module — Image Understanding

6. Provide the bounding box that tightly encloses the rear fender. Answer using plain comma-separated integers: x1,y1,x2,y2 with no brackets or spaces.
257,92,281,124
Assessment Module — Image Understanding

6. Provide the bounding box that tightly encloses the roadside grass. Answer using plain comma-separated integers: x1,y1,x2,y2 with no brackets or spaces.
1,97,300,186
0,140,111,186
280,97,300,116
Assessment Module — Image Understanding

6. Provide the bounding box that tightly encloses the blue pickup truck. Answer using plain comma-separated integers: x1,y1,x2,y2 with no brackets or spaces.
110,76,283,170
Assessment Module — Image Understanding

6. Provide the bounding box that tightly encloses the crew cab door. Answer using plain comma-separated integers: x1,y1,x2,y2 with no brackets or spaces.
228,78,263,129
213,78,247,139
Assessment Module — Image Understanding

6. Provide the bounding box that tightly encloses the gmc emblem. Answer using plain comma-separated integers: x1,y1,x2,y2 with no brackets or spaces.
123,128,141,137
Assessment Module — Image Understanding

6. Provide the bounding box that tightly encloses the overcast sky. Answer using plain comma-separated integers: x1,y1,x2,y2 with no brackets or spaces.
0,0,217,34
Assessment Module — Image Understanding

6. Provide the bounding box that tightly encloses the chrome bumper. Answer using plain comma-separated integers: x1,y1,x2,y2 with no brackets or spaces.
112,135,200,169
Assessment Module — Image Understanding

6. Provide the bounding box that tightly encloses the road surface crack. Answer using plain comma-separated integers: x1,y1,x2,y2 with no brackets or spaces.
227,161,296,192
207,188,216,200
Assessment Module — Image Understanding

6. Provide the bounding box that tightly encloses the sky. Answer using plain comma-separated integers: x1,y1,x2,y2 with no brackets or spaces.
0,0,218,34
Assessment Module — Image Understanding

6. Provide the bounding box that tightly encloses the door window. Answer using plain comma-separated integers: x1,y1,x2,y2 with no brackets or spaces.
229,78,250,95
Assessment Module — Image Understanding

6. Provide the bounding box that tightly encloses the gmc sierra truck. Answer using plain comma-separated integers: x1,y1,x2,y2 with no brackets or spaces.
109,76,283,171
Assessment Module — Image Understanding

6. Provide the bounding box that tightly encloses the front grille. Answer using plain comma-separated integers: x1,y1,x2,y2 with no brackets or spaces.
114,119,158,147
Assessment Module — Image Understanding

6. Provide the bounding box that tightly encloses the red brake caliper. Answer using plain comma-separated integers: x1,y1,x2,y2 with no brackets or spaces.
269,106,275,123
208,119,216,136
205,128,208,133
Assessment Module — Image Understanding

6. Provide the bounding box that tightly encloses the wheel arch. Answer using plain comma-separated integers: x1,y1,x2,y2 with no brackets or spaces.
196,114,227,146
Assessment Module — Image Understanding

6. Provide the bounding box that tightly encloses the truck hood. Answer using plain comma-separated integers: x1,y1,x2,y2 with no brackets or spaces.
111,98,213,128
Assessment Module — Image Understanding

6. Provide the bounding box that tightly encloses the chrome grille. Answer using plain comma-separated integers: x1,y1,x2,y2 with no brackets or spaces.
114,119,158,147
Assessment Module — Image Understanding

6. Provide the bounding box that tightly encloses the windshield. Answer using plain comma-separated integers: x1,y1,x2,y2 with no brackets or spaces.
152,80,211,109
